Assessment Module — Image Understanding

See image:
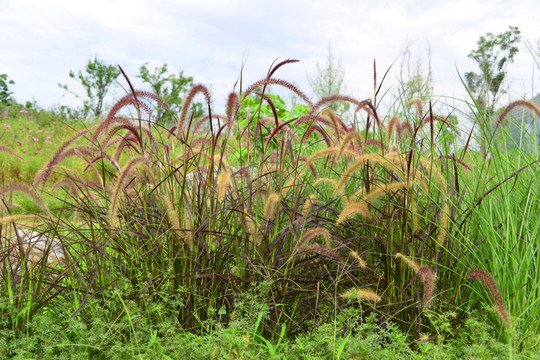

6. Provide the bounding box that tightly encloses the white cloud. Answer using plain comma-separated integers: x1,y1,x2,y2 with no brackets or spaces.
0,0,539,114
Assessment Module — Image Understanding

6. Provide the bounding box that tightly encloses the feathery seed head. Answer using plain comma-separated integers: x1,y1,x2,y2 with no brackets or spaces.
469,269,511,327
217,171,232,201
264,192,279,221
336,202,371,224
418,266,436,308
340,288,381,303
350,251,367,268
395,252,420,273
387,116,400,142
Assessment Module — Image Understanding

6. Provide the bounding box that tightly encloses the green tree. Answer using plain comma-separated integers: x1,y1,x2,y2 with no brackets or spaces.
0,73,15,105
59,57,121,119
465,26,521,118
137,63,200,125
307,43,350,114
398,43,433,102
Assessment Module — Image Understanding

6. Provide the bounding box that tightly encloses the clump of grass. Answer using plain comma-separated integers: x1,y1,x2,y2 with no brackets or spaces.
0,60,537,357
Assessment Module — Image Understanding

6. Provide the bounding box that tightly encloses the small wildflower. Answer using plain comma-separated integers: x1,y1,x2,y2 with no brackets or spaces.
32,137,39,141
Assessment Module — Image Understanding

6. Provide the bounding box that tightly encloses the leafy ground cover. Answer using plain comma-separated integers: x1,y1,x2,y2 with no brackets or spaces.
0,61,538,359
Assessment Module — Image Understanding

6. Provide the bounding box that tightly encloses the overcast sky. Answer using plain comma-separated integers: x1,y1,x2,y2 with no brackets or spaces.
1,0,539,117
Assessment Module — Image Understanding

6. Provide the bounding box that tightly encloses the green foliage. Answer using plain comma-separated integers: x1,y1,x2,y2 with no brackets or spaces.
231,93,311,164
0,292,518,359
0,73,15,105
465,26,521,117
59,57,121,119
137,62,201,125
459,137,540,352
0,104,90,186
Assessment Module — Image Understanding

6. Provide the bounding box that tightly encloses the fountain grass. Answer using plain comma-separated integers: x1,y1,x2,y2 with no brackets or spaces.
0,61,538,358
